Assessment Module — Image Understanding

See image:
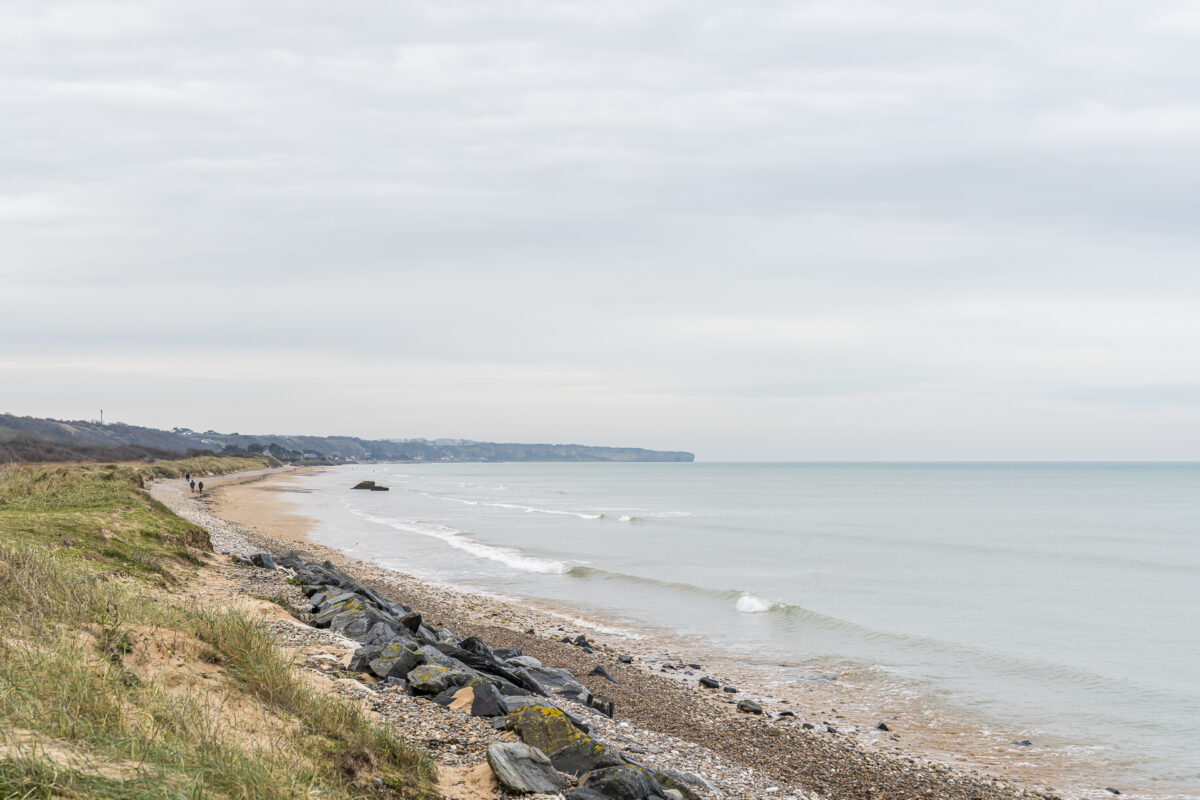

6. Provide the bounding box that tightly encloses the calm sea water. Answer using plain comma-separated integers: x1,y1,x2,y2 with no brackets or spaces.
279,462,1200,795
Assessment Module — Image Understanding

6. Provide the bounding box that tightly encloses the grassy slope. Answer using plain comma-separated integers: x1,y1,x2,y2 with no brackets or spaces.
0,458,437,800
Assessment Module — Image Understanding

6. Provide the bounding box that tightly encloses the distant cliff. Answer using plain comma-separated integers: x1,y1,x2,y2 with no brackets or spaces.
0,414,695,463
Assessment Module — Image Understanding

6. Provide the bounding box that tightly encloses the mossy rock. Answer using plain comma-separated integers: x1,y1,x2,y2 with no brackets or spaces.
406,664,477,694
506,706,621,776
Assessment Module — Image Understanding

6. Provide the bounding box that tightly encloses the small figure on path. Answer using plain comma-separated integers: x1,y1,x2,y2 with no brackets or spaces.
185,472,191,482
189,480,196,492
197,481,204,493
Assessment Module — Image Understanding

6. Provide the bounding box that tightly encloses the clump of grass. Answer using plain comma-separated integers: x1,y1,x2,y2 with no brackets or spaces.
193,609,437,788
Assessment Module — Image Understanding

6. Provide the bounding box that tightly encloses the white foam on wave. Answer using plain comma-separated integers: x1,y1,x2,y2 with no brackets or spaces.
349,509,569,575
735,593,775,613
483,501,603,520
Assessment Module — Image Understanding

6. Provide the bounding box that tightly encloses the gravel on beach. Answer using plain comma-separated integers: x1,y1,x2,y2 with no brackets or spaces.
153,474,1067,800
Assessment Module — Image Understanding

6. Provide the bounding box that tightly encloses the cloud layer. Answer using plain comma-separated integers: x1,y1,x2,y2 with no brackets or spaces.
3,1,1200,458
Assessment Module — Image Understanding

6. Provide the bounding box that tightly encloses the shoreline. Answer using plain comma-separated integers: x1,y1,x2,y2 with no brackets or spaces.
160,468,1133,800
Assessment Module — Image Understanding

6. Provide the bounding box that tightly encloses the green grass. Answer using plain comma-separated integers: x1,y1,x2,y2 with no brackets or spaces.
0,459,437,799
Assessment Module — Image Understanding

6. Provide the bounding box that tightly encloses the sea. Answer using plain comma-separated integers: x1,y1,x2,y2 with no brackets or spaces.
274,462,1200,798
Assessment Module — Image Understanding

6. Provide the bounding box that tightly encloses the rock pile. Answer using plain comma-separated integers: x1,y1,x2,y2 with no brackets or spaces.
263,551,711,800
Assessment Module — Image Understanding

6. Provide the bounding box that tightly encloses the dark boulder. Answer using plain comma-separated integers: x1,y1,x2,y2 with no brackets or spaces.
406,664,478,694
722,686,738,693
617,655,633,664
398,611,422,634
573,634,591,648
736,699,762,714
351,481,376,490
698,677,719,689
578,765,665,800
588,694,615,718
368,641,424,680
250,552,275,570
348,644,385,673
505,706,618,775
486,742,568,794
435,683,509,717
369,485,390,491
802,723,815,730
493,647,522,660
275,550,306,569
433,641,530,691
513,665,590,703
874,722,890,731
654,769,715,800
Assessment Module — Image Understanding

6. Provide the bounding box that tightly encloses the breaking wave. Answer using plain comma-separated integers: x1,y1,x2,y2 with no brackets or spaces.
735,593,776,613
348,509,569,574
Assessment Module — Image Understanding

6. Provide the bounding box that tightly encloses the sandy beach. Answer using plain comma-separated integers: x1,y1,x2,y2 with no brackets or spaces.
155,468,1113,800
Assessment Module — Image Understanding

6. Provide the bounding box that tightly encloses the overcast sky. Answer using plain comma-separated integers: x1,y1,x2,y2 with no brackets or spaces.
3,1,1200,460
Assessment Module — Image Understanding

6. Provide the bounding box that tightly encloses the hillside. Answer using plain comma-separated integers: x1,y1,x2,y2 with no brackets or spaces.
0,414,695,463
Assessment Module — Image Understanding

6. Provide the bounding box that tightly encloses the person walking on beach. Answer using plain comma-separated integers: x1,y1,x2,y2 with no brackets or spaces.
185,472,190,482
189,480,196,492
197,481,204,493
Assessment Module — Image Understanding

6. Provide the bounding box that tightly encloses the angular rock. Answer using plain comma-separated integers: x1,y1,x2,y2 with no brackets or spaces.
416,644,461,669
506,706,617,775
368,640,424,680
493,647,522,660
437,683,510,717
406,664,478,694
578,765,665,800
398,611,422,634
329,606,390,640
486,742,568,794
573,634,591,648
351,481,376,490
722,686,738,693
737,699,762,714
515,665,590,703
698,677,719,689
588,694,615,718
588,665,620,684
617,655,633,664
654,769,712,800
874,721,890,731
348,644,385,673
507,655,544,669
1013,739,1033,747
433,641,529,689
801,723,815,730
275,550,306,570
250,552,275,570
313,593,365,625
361,621,404,647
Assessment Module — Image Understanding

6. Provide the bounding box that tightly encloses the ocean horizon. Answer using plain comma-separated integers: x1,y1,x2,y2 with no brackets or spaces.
275,461,1200,799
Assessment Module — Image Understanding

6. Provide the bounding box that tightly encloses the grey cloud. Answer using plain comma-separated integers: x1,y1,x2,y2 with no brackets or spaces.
3,0,1200,457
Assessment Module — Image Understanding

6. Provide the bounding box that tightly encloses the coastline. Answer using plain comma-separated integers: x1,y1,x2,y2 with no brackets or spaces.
159,468,1116,800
